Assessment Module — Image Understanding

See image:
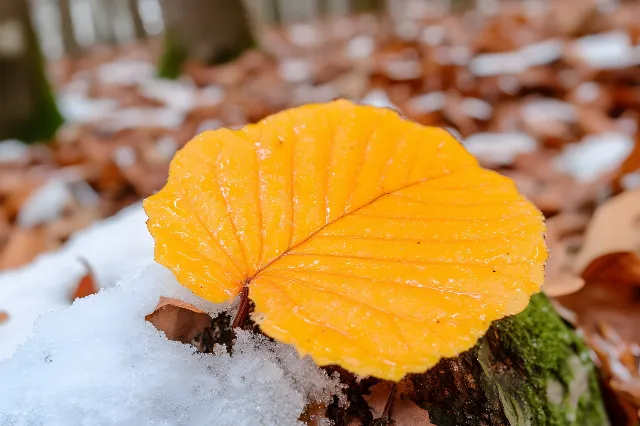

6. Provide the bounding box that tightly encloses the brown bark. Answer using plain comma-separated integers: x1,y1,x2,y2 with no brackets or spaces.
58,0,81,56
158,0,256,78
0,0,63,142
127,0,147,40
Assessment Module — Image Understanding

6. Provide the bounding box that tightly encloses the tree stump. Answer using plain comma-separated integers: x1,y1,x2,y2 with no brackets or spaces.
322,294,609,425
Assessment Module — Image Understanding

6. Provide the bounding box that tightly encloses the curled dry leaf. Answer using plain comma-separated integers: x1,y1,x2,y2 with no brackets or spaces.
144,100,547,380
364,381,433,426
145,297,212,344
70,259,99,301
574,190,640,285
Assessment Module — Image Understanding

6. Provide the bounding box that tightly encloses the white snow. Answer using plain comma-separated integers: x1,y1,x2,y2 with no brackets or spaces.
113,145,137,169
360,89,400,111
139,78,199,111
521,99,577,124
287,23,322,48
470,39,564,77
0,264,343,426
460,98,493,120
0,139,29,164
100,107,186,131
407,92,445,114
570,31,640,69
420,25,445,46
345,35,375,59
463,133,538,165
554,133,635,182
17,179,73,228
0,204,153,360
97,60,155,86
279,59,312,84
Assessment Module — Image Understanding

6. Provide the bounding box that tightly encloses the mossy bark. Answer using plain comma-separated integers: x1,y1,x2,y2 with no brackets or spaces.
350,0,386,13
194,293,608,425
327,294,609,425
157,0,256,79
0,0,63,142
411,293,608,426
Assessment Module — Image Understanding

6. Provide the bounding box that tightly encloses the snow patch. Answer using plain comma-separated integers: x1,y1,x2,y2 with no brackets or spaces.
570,31,640,69
0,139,29,164
17,179,73,228
554,133,634,182
464,133,538,165
470,39,563,77
0,204,153,360
0,264,343,426
361,89,399,111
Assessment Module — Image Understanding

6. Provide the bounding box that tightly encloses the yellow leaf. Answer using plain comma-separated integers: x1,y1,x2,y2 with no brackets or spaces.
144,100,547,381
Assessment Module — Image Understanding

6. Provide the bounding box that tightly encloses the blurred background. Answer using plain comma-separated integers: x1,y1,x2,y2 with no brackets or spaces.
0,0,639,422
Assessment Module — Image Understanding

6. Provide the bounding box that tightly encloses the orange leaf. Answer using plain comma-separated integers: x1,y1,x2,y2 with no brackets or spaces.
145,296,212,344
144,100,547,380
0,311,8,324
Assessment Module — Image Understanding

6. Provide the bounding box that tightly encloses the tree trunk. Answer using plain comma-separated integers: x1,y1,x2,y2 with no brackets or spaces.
0,0,63,142
90,0,119,44
350,0,386,13
158,0,256,79
58,0,81,56
127,0,147,40
325,294,610,425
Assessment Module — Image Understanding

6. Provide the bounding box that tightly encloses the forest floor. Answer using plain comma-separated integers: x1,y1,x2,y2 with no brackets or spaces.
1,2,640,424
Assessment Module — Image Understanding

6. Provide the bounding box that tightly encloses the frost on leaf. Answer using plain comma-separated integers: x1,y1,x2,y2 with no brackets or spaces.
144,99,547,381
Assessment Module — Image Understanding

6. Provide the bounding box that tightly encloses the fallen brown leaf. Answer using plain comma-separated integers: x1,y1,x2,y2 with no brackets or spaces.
543,213,589,297
574,190,640,285
145,296,212,344
299,402,328,426
543,241,585,297
0,311,8,324
555,280,640,344
0,227,55,271
364,381,433,426
70,258,99,301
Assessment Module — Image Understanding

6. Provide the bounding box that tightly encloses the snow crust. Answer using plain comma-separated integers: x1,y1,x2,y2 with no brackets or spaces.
0,204,153,360
0,264,343,426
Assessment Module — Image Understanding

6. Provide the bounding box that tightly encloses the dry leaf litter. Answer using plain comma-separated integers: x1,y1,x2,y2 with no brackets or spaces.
1,0,640,424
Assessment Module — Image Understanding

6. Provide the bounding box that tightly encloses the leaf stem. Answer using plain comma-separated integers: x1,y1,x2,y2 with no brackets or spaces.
231,285,250,329
380,382,397,423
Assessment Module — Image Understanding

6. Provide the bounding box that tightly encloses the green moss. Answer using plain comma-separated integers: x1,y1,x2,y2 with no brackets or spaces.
157,30,188,80
486,293,609,426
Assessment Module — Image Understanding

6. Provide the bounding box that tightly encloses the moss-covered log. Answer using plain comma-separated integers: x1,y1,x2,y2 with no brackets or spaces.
158,0,256,79
325,294,609,425
0,0,63,142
